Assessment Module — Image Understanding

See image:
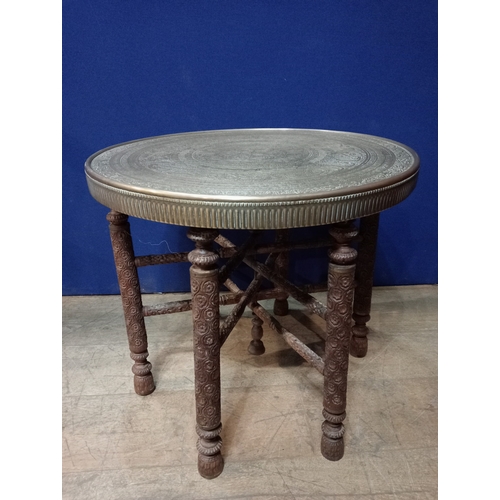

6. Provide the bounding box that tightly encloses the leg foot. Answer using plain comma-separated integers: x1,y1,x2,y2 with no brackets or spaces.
321,411,345,461
131,351,156,395
197,425,224,479
273,298,289,317
198,453,224,479
248,312,265,355
350,324,368,358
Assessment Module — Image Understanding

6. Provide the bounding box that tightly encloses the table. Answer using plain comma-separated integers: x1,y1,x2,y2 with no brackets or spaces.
85,128,419,479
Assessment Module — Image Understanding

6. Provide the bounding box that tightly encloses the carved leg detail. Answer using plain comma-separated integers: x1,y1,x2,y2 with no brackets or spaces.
351,214,380,358
321,222,358,461
107,211,155,396
248,312,265,355
187,228,224,479
273,229,290,316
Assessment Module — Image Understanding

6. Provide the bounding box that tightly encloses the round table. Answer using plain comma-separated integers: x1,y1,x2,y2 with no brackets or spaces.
85,128,419,478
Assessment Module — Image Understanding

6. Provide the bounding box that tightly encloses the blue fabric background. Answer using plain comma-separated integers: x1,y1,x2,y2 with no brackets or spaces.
63,0,437,295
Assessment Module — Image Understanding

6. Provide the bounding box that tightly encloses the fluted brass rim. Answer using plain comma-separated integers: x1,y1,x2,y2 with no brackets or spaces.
86,170,418,229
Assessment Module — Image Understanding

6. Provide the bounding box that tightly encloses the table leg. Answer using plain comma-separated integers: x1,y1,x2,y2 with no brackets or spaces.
107,211,155,396
248,312,265,355
321,222,358,461
273,229,290,316
351,214,380,358
187,228,224,479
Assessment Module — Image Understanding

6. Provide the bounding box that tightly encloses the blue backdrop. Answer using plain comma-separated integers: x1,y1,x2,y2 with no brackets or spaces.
63,0,437,295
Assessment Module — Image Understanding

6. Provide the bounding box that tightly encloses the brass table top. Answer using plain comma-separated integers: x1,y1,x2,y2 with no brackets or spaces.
85,128,419,229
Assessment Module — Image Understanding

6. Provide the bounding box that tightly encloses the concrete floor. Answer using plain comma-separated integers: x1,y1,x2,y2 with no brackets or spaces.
62,285,438,500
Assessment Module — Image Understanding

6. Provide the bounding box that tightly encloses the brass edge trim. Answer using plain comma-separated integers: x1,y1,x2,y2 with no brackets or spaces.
86,171,418,229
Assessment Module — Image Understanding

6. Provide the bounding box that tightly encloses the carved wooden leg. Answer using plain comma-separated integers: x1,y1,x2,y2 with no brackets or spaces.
107,211,155,396
248,312,265,355
321,221,358,461
351,214,380,358
187,228,224,479
273,229,290,316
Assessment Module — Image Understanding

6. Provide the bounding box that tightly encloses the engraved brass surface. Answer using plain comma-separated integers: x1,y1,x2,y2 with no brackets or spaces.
85,129,419,229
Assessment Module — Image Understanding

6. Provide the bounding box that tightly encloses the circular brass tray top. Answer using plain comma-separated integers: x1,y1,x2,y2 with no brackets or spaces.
85,129,419,229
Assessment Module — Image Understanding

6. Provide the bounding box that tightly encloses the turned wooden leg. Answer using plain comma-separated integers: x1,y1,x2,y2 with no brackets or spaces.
248,312,265,355
107,211,155,396
187,228,224,479
321,221,358,461
351,214,380,358
273,229,290,316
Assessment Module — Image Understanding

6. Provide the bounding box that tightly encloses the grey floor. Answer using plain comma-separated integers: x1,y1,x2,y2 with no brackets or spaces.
62,285,438,500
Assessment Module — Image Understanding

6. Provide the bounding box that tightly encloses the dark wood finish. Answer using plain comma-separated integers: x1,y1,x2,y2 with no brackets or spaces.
223,279,325,373
220,272,263,346
217,231,261,284
321,222,358,461
243,255,327,320
248,312,265,355
187,228,224,479
216,233,327,318
251,302,325,374
135,251,189,267
105,217,375,475
218,237,332,259
351,214,380,358
273,229,290,316
142,287,292,317
143,299,192,317
107,211,155,396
